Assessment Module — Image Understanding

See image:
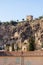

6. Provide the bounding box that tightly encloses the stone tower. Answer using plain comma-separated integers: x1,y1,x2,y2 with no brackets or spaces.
26,15,33,21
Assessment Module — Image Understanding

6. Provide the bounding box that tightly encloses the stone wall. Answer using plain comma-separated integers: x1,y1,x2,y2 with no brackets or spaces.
0,51,43,65
26,15,33,21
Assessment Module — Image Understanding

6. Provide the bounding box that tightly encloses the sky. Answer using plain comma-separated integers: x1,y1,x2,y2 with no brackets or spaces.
0,0,43,22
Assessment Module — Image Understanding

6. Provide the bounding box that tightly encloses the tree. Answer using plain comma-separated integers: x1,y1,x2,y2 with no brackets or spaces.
10,20,18,26
6,44,10,51
41,43,43,48
22,18,25,21
3,21,9,25
17,20,19,22
0,21,2,25
39,16,43,19
12,43,15,51
29,37,35,51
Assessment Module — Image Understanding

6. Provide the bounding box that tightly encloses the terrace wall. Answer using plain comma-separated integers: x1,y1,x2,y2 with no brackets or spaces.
0,51,43,65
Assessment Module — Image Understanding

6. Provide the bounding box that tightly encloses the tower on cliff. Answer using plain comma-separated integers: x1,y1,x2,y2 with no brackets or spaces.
26,15,33,21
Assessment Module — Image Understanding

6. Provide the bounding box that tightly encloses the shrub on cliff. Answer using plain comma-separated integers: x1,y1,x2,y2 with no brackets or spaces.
29,37,35,51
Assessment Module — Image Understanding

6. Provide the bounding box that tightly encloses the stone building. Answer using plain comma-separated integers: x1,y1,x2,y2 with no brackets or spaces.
26,15,33,21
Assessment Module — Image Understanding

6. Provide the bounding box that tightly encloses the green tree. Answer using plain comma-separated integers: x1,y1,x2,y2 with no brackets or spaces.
3,21,9,25
22,18,25,21
41,43,43,48
10,20,18,26
6,44,10,51
0,21,2,25
29,37,35,51
12,43,15,51
39,16,43,19
17,20,19,22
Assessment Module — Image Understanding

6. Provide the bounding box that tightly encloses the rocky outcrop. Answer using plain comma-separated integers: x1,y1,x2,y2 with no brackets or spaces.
0,18,43,50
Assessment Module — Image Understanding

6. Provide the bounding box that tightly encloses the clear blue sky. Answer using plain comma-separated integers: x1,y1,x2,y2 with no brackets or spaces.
0,0,43,21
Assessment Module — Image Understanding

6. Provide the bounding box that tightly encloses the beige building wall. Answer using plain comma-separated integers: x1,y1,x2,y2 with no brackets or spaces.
26,15,33,21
